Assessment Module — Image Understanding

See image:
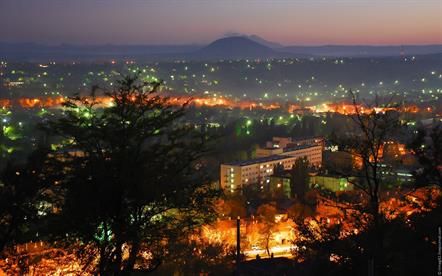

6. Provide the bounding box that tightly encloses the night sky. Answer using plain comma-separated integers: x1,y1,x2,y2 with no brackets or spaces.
1,0,441,45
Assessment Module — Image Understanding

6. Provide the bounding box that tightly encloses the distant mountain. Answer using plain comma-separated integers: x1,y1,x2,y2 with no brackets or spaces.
246,35,284,49
0,38,292,61
1,38,442,62
192,36,289,59
282,45,442,57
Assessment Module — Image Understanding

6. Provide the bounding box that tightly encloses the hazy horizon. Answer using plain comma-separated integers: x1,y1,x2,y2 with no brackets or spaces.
1,35,442,47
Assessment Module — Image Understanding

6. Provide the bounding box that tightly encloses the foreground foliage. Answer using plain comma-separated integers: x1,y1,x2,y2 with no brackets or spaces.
38,74,218,274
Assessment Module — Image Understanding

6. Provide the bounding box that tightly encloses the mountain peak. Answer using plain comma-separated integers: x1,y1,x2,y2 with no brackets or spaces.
194,36,279,59
247,35,284,48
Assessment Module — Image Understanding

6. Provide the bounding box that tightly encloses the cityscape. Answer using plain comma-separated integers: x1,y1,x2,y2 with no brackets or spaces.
0,0,441,275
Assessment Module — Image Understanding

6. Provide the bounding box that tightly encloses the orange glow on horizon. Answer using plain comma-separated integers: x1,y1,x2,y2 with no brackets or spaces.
1,96,434,117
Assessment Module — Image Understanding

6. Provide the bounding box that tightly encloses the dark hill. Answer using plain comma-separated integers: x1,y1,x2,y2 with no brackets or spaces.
192,36,287,59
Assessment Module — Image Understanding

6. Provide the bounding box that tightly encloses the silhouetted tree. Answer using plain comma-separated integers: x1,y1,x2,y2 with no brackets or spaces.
256,203,278,256
409,124,442,186
43,73,218,274
0,147,54,254
331,90,400,275
158,236,236,275
219,197,247,219
290,157,310,199
293,193,441,276
287,202,315,221
273,163,285,176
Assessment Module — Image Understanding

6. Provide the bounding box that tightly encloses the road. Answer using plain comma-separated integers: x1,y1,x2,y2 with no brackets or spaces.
244,244,293,260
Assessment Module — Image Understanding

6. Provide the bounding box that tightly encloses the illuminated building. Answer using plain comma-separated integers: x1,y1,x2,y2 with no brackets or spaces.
265,137,293,149
256,144,322,166
220,155,300,191
255,147,284,157
4,81,24,88
259,136,323,166
310,175,354,192
290,136,325,149
378,164,415,185
221,143,323,191
280,144,322,167
269,175,291,198
265,136,324,150
268,172,354,198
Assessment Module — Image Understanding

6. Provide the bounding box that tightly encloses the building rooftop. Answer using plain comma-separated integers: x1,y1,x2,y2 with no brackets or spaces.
292,135,323,141
283,143,320,152
260,147,283,150
224,144,322,167
224,154,293,167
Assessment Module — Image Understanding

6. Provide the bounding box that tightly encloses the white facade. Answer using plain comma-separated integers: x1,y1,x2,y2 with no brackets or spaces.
220,144,322,191
281,144,322,167
256,144,322,167
220,155,298,191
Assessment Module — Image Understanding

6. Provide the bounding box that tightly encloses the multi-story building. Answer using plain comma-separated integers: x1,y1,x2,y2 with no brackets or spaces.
280,144,322,167
220,155,299,191
255,147,284,158
256,144,322,167
265,136,324,148
310,175,354,192
290,136,325,149
220,144,323,191
268,173,354,198
265,137,294,149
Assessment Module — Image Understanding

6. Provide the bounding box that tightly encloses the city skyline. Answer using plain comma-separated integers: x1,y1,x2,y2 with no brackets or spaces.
1,0,441,45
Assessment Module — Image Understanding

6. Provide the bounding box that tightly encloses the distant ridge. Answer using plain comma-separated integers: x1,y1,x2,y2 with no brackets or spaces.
1,35,442,62
281,44,442,57
0,42,201,61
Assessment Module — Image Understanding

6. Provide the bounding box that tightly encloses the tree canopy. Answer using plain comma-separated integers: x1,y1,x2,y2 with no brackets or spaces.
42,74,218,274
